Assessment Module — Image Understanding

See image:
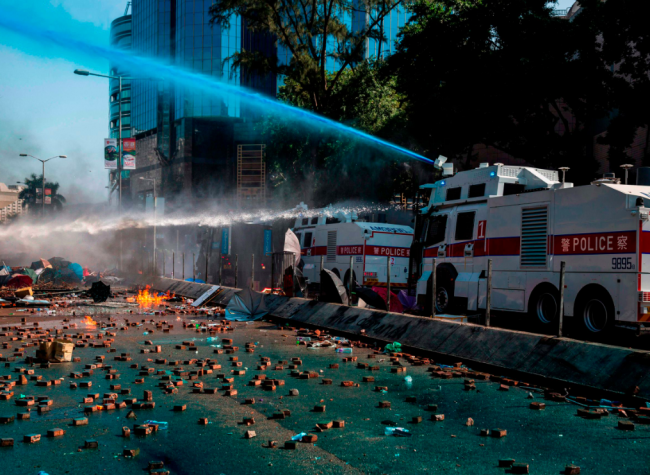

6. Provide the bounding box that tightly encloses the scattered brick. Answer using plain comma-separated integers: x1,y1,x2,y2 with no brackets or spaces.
24,434,40,443
618,420,635,431
47,428,65,437
511,463,529,474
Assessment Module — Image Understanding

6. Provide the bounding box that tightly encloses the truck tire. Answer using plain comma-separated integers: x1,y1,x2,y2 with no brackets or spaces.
528,285,560,328
435,270,456,314
575,287,615,335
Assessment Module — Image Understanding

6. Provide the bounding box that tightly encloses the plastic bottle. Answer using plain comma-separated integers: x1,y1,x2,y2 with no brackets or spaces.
336,348,353,354
385,427,411,437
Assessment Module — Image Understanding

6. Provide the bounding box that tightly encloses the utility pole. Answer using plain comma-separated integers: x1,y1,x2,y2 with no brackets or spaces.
251,254,255,289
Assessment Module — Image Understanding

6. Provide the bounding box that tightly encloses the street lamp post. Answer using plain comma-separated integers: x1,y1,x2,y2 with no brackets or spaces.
140,177,157,275
19,154,67,215
74,69,124,210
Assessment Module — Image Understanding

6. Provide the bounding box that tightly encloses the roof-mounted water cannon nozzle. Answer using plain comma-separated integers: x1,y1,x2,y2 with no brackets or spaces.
558,167,570,184
620,164,633,185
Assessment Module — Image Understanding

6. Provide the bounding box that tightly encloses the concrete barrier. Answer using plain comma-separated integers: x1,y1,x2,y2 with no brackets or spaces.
150,277,239,306
149,279,650,399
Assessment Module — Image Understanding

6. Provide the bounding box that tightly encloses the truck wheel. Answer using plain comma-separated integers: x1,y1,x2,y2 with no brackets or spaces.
576,288,615,334
528,285,559,327
434,271,455,314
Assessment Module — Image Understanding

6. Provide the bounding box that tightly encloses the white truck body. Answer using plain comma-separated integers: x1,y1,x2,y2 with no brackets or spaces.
412,164,650,333
292,210,414,288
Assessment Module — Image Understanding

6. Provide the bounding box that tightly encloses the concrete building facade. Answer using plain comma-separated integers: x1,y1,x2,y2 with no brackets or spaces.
0,184,26,224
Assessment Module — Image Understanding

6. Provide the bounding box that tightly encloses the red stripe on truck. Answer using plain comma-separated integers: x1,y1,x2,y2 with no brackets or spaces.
302,245,411,257
421,231,638,258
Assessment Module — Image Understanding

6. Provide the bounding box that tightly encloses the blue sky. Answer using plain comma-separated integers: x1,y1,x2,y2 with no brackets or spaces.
0,0,124,204
0,0,577,204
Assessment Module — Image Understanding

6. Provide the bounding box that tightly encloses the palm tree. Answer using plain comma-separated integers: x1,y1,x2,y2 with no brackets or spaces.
18,174,66,215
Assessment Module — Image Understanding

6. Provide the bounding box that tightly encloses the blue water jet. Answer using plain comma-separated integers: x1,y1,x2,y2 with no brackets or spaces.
0,12,433,165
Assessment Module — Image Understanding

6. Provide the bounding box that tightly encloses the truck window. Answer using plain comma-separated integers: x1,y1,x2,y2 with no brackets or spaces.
446,187,462,201
425,215,447,246
468,183,486,198
304,232,313,248
455,212,475,241
311,217,318,225
302,218,309,225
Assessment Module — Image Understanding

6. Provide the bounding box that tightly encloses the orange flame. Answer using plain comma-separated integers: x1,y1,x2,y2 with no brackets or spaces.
83,315,98,326
135,286,173,307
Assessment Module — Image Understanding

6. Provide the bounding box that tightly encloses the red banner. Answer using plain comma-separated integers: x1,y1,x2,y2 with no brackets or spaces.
337,245,363,255
553,231,636,255
365,246,410,257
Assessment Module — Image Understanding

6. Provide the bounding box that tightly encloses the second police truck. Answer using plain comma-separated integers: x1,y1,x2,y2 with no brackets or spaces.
410,162,650,335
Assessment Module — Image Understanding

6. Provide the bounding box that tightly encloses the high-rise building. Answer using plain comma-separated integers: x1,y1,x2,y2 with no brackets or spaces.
128,0,276,212
109,10,133,205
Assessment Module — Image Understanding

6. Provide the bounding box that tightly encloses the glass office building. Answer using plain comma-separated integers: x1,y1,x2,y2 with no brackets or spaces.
109,14,132,140
129,0,276,209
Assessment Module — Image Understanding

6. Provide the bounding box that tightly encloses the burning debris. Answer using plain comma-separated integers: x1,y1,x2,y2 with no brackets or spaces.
130,286,174,307
82,315,99,327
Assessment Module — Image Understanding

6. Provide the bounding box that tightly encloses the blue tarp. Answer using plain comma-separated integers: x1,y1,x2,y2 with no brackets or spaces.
68,263,84,281
185,278,206,284
225,288,268,321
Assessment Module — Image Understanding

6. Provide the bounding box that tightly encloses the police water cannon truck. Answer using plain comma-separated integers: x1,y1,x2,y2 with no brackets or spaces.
409,160,650,335
292,204,414,289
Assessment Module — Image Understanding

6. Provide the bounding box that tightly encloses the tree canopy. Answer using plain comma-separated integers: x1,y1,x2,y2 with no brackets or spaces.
18,174,66,214
388,0,650,182
258,60,430,205
210,0,411,113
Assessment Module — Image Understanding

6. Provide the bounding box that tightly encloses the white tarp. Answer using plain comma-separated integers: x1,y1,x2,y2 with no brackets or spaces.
284,229,302,267
225,288,268,321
